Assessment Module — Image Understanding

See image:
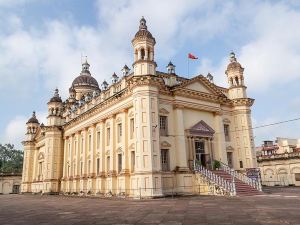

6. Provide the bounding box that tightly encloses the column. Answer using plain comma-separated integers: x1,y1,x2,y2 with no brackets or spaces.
174,106,189,171
213,112,227,163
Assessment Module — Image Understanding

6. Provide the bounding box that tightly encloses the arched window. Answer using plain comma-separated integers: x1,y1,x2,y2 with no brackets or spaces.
230,77,234,86
141,48,145,60
235,77,239,86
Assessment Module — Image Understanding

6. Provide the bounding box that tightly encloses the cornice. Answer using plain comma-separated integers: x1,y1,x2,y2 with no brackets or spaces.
232,98,254,107
172,88,232,106
64,88,132,130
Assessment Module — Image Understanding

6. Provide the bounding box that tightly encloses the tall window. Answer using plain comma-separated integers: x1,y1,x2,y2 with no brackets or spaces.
81,137,84,154
97,158,100,175
80,161,83,176
106,128,110,146
130,118,134,139
118,154,122,173
131,151,135,172
67,165,70,177
97,131,100,149
89,134,92,151
88,160,91,174
73,163,76,176
68,142,71,157
107,156,110,171
161,149,170,171
117,123,122,143
224,124,230,142
74,140,77,156
195,141,205,161
159,116,168,136
38,162,43,179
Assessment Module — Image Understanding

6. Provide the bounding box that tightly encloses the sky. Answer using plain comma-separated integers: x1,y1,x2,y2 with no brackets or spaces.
1,0,300,149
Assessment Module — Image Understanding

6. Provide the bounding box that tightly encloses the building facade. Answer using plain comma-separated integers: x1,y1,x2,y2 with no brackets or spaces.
0,173,22,194
22,18,256,196
257,138,300,186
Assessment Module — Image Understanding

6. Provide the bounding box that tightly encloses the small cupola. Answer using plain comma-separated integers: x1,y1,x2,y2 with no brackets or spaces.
49,88,62,103
27,111,39,124
111,72,119,84
101,80,108,90
122,65,130,76
166,61,176,74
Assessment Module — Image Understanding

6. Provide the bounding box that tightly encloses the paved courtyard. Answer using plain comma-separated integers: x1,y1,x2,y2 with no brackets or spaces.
1,187,300,225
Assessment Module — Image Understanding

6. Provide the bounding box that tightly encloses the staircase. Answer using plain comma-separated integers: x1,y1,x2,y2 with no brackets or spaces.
194,161,263,196
212,170,262,196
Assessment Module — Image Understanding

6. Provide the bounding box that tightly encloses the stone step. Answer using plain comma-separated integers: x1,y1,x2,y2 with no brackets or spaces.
209,169,262,196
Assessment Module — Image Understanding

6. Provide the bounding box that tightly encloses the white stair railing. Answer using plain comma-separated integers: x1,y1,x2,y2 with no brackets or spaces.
194,161,236,196
219,162,262,191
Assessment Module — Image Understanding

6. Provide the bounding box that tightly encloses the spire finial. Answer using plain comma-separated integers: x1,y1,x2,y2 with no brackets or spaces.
139,16,147,30
32,111,36,118
229,51,237,62
81,56,90,74
54,88,59,97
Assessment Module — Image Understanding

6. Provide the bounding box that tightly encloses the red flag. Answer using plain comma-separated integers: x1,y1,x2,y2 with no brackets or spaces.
188,53,198,59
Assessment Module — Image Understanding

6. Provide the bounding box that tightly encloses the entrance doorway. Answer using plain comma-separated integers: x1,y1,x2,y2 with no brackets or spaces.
227,152,233,168
195,141,206,167
12,185,20,194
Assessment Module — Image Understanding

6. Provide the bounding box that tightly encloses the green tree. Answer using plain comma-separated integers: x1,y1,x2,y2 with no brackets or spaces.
0,144,23,173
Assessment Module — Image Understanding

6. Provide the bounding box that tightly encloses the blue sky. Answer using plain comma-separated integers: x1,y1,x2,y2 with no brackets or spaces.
1,0,300,149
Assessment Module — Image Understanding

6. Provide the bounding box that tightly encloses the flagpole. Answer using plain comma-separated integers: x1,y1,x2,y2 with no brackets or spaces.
187,57,190,78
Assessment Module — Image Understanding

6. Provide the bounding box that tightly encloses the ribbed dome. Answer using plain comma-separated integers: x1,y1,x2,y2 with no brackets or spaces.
72,75,99,88
49,88,62,103
227,61,242,70
134,29,154,39
226,52,243,71
133,17,155,43
27,111,39,124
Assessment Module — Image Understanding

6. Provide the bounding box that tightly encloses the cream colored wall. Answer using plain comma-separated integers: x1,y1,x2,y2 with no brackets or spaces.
0,176,21,194
259,159,300,186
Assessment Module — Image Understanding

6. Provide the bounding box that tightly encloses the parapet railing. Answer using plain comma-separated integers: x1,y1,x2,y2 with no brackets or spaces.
193,161,236,196
219,162,262,191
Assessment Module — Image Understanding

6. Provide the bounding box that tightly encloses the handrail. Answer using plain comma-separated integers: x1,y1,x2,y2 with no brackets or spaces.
219,162,262,191
193,161,236,196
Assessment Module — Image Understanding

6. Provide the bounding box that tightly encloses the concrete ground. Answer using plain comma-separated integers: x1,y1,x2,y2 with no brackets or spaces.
1,187,300,225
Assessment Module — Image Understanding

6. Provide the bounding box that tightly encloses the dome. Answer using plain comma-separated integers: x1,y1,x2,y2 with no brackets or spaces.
49,88,62,103
134,29,155,40
72,75,99,89
226,52,243,71
133,17,155,43
27,111,39,124
227,61,242,71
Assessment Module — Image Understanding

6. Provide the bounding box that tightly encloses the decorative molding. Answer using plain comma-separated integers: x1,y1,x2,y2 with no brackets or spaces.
226,146,234,151
223,118,231,124
159,108,169,115
116,117,122,123
161,141,171,148
38,152,45,160
128,111,134,118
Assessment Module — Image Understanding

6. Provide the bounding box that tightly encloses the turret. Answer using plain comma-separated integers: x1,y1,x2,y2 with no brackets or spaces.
26,111,39,141
166,61,176,74
132,17,157,76
121,64,130,76
225,52,247,99
47,88,63,126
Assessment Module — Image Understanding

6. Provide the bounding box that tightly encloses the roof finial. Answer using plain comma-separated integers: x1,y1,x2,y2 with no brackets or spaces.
229,51,237,62
81,56,90,73
54,88,59,97
139,16,147,30
32,111,36,118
